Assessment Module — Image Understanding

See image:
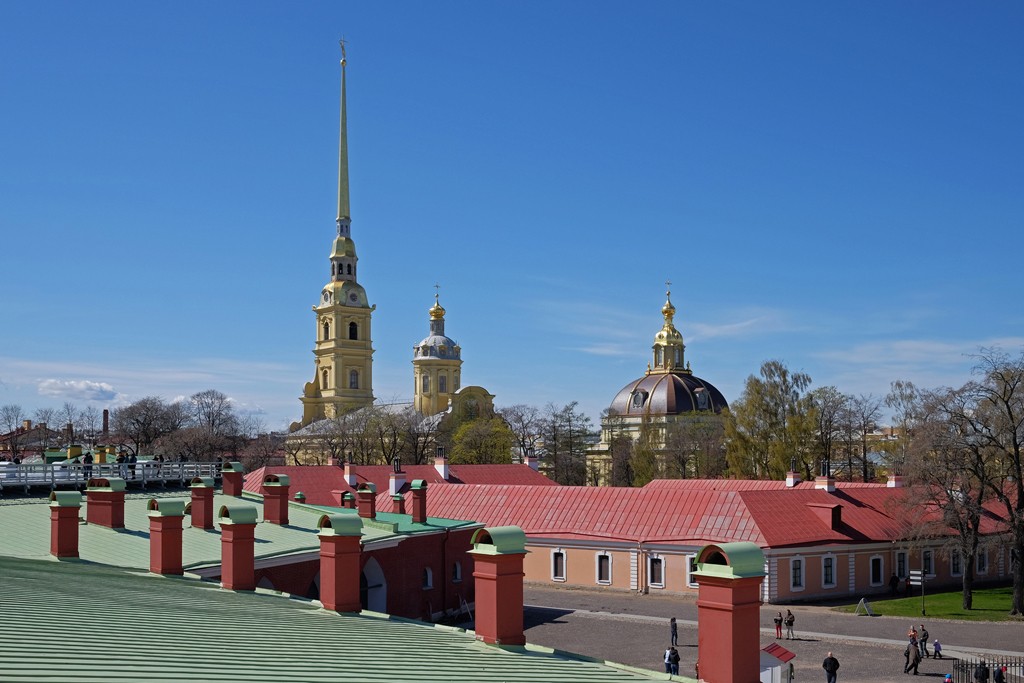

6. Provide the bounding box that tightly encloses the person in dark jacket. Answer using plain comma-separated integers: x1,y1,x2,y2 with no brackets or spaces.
822,652,840,683
906,645,921,675
670,617,678,646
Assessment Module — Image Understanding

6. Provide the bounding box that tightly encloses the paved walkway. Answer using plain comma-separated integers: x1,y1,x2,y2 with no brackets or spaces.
522,584,1024,682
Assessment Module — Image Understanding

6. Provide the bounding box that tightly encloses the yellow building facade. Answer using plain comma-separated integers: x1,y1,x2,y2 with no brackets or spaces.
412,295,462,416
298,50,375,428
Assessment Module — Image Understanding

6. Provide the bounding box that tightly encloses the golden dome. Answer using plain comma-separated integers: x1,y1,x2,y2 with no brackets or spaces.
429,294,446,320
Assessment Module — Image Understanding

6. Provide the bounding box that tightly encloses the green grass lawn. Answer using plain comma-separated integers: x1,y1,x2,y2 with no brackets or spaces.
834,586,1021,622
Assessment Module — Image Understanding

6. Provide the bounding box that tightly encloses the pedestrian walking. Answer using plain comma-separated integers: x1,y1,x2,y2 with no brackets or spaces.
905,644,921,675
663,647,672,674
668,646,680,676
918,624,929,658
822,652,840,683
784,609,795,640
670,617,678,646
773,612,783,639
932,640,942,659
974,661,990,682
994,665,1006,683
83,451,93,479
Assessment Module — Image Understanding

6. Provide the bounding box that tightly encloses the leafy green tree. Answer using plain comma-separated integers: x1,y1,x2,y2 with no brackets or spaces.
725,360,816,479
450,417,514,464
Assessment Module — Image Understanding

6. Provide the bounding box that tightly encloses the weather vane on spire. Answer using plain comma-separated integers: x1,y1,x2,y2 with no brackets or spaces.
665,279,672,296
339,37,348,65
434,282,441,302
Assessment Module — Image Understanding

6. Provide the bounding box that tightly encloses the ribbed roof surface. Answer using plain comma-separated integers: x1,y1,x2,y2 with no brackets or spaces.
246,465,557,507
608,372,728,416
0,555,659,682
642,478,888,491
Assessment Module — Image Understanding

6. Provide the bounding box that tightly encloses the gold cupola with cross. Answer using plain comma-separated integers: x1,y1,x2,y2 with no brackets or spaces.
412,288,462,416
299,43,376,427
650,282,688,374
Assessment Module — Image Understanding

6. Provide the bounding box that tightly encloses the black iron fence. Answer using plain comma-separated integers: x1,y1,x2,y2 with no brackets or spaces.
952,655,1023,683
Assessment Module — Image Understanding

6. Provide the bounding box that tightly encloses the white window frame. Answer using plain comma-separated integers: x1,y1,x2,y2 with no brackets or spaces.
951,552,963,577
869,555,884,587
595,552,612,585
923,549,934,578
648,554,665,589
790,556,805,592
821,554,836,589
551,548,566,582
685,554,699,588
976,550,988,575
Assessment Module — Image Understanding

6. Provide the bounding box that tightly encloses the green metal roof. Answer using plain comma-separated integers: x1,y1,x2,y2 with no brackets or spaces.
0,554,660,682
0,493,401,571
693,541,766,580
305,504,480,535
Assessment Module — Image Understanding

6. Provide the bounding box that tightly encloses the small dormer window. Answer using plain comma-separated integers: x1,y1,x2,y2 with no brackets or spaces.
631,391,647,408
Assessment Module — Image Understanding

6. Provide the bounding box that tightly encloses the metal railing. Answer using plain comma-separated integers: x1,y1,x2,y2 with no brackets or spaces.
0,461,223,493
952,655,1023,682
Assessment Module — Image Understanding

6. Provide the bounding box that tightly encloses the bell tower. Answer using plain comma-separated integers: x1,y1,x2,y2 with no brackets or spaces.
299,43,375,427
649,282,688,375
413,289,462,416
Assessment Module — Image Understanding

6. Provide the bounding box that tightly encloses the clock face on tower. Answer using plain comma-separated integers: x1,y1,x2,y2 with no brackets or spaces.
348,291,359,304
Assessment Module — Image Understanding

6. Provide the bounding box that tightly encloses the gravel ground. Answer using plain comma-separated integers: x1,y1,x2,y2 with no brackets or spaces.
521,584,1024,683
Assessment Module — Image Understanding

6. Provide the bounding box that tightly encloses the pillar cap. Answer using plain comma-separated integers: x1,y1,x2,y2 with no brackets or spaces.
470,526,526,555
49,491,82,508
263,473,290,487
221,461,245,473
147,498,187,517
87,476,127,492
219,504,259,525
410,479,427,490
317,513,363,537
694,542,765,579
357,482,377,494
190,476,216,488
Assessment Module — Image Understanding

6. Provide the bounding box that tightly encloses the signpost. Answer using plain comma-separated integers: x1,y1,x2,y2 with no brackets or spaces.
909,569,926,615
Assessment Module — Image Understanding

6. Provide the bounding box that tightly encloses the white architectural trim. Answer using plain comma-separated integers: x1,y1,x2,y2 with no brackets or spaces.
595,551,612,585
551,547,566,582
821,554,837,589
790,555,805,592
869,554,885,587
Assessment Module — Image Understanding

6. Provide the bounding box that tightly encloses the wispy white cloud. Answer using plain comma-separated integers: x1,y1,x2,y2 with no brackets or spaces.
37,379,118,402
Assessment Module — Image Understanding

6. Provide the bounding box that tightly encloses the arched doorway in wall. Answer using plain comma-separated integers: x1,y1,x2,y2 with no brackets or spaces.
361,557,387,612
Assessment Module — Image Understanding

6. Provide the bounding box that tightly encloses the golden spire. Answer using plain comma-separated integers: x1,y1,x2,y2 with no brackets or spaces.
429,283,446,320
336,38,350,227
651,280,685,373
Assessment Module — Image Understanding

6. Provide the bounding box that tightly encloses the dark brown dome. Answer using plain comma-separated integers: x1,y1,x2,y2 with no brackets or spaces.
608,372,728,417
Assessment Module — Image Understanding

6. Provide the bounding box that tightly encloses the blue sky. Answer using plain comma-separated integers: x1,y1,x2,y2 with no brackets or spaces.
2,2,1022,432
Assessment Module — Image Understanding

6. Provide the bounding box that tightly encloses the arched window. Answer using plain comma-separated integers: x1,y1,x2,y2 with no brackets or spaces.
439,375,447,393
422,567,433,589
323,321,330,340
349,322,358,340
452,562,462,583
454,373,460,391
321,369,329,388
656,348,664,366
346,264,352,275
349,370,359,389
422,375,430,393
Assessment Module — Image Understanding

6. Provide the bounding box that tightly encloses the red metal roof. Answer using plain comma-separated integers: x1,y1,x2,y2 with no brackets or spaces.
244,463,555,507
763,642,796,663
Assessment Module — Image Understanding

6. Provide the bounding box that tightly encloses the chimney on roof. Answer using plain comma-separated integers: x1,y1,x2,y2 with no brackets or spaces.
328,455,340,467
22,419,31,431
344,460,357,487
317,514,363,613
65,422,74,442
261,474,291,525
147,498,186,575
86,477,127,529
389,469,406,496
469,526,528,646
341,492,356,509
434,445,449,481
219,504,258,591
785,458,801,487
102,409,109,438
189,477,216,529
525,447,539,471
221,462,245,497
49,491,82,559
356,484,376,519
887,474,904,488
814,457,835,493
409,480,427,523
392,493,406,515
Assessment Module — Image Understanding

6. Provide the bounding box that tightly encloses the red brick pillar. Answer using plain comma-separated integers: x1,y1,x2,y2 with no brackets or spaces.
694,543,766,683
86,477,127,529
356,484,376,519
148,499,186,575
219,505,258,591
221,462,245,497
317,514,363,613
469,526,528,646
409,480,427,523
49,491,82,559
189,478,215,530
261,474,290,525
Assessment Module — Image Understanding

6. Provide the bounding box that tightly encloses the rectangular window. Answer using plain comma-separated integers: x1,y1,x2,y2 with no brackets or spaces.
976,551,988,575
897,551,907,578
649,557,664,588
923,550,934,576
597,554,611,584
870,556,883,586
686,555,699,588
421,375,430,393
951,553,962,577
552,551,566,581
823,556,835,587
439,375,447,393
791,558,804,589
